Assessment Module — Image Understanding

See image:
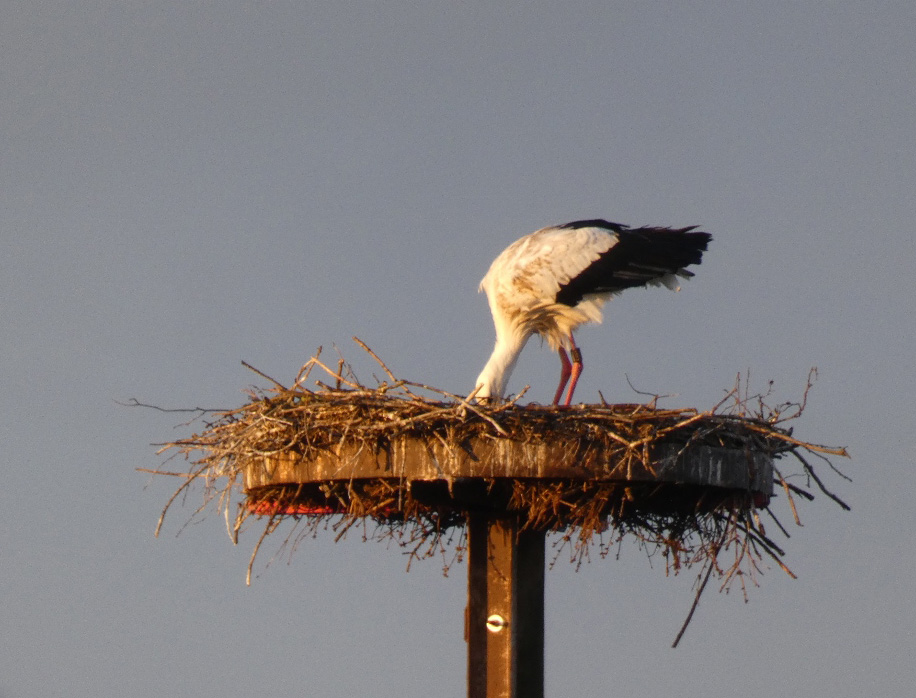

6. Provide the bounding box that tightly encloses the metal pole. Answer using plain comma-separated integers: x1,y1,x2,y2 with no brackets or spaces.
467,513,545,698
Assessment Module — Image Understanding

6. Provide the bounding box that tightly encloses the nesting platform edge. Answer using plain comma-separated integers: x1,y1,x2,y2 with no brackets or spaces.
243,435,774,517
245,437,772,491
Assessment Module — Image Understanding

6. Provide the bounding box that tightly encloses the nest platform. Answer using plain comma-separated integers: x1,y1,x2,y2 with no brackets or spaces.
154,342,849,567
243,401,777,524
155,348,847,557
149,348,849,688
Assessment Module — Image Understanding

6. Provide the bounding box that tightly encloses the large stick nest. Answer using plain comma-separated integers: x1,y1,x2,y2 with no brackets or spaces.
144,340,849,640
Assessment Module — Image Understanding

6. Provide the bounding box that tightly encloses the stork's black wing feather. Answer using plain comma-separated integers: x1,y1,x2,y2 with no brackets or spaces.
559,219,629,233
555,226,712,307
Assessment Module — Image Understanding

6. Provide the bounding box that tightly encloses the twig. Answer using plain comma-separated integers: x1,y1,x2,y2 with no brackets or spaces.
353,336,397,383
241,361,287,390
137,467,205,478
792,450,852,511
117,398,226,413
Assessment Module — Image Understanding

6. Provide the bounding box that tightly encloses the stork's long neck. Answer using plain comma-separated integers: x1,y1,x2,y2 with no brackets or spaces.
474,331,529,400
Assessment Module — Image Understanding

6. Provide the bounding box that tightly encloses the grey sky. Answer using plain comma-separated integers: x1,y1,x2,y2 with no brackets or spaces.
2,2,914,696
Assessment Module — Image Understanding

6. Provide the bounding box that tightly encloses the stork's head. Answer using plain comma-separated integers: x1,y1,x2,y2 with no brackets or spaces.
472,369,502,403
473,331,530,403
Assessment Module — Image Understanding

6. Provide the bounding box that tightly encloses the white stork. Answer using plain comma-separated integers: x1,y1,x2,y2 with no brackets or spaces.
474,219,711,405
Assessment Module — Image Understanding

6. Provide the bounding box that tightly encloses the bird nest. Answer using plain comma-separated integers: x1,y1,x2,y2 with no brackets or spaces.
144,341,849,626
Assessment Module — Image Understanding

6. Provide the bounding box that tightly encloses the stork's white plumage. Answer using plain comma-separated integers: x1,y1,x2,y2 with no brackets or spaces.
474,219,712,405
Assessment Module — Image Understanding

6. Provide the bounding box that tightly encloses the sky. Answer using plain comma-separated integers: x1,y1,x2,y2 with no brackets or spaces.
2,1,915,696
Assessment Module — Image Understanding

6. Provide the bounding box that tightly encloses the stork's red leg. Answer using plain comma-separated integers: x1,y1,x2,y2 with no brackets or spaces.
563,335,583,406
553,347,572,405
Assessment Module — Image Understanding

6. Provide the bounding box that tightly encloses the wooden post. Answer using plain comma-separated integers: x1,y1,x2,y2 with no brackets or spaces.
467,513,545,698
